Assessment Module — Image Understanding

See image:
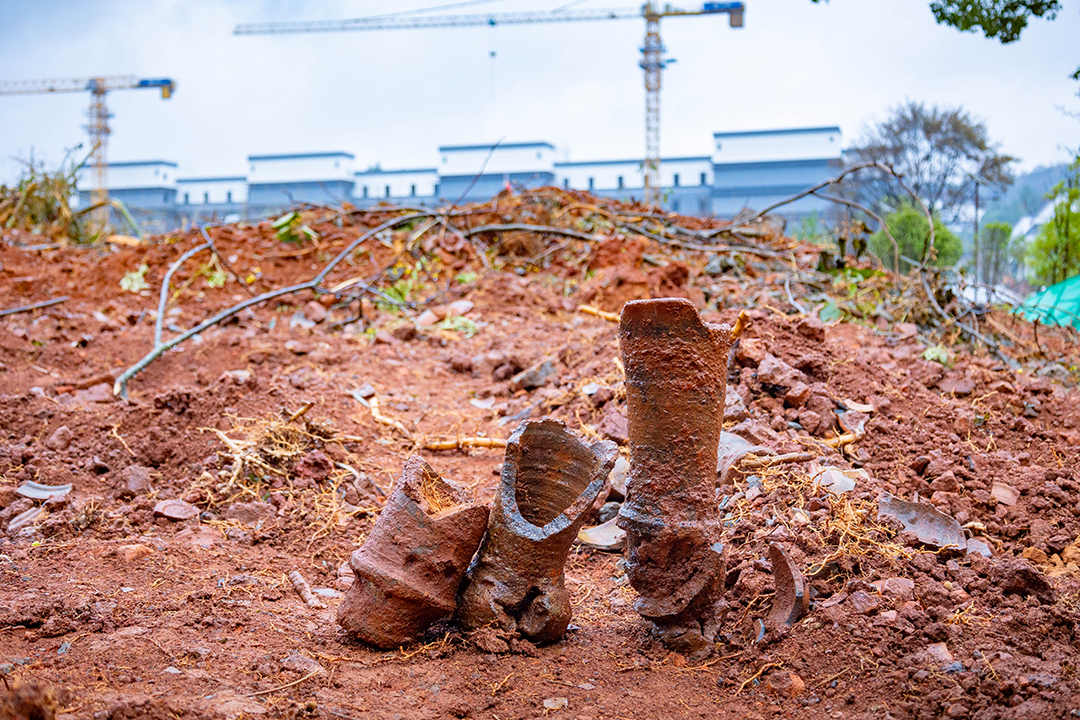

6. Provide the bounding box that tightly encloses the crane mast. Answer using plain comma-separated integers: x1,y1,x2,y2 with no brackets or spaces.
235,3,744,206
0,76,175,228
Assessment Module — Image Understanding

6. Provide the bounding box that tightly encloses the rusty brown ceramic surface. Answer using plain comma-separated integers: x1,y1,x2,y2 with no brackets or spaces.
616,297,733,653
337,454,489,649
457,418,618,644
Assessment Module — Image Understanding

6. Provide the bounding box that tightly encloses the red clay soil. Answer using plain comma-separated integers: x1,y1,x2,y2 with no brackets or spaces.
1,201,1079,720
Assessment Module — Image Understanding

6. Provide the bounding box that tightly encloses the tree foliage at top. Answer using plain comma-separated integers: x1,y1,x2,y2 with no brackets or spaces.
929,0,1060,43
848,101,1016,223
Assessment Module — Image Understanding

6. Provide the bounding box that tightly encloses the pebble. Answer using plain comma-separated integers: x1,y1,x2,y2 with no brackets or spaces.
303,301,327,323
116,544,154,562
119,465,154,497
925,642,953,664
153,499,200,521
46,425,73,451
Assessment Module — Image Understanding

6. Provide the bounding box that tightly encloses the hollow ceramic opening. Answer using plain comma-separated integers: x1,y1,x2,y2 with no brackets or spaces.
513,424,596,527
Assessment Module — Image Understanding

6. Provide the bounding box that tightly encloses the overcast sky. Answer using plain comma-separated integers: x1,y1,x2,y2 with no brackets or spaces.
1,0,1077,185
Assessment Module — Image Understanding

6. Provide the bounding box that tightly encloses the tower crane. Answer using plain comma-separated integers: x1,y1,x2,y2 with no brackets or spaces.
0,76,175,225
234,3,744,205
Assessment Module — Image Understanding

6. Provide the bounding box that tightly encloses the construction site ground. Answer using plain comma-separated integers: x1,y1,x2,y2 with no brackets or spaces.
1,195,1079,720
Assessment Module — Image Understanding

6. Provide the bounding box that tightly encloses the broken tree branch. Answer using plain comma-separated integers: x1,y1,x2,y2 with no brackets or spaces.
114,211,431,399
812,191,901,273
0,295,68,318
155,239,211,347
462,223,600,244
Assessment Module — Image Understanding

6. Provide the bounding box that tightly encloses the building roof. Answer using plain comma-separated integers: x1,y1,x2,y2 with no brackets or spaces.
355,167,437,176
712,126,841,138
438,142,554,152
556,156,710,168
177,176,247,183
108,160,178,168
248,152,354,161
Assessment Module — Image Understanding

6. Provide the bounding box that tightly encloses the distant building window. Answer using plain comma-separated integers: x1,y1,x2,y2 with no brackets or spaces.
442,156,447,164
716,142,722,151
363,186,369,198
700,198,709,214
163,192,168,203
184,192,189,204
588,177,594,191
410,184,416,196
226,191,232,203
673,173,680,187
334,160,340,169
563,178,569,189
203,192,209,204
672,200,680,212
700,172,707,185
618,176,624,189
385,185,391,198
537,152,541,159
163,172,167,180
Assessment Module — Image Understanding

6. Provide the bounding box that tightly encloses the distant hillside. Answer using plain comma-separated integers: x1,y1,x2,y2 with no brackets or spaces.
982,163,1070,227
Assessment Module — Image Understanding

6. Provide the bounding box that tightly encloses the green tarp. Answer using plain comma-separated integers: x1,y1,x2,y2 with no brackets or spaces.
1019,275,1080,329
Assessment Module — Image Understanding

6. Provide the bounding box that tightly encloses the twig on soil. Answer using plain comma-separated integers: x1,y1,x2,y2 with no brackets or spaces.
815,666,853,688
735,661,783,696
462,223,599,244
201,227,257,297
0,296,69,318
248,667,323,697
738,452,814,470
422,437,507,451
114,211,431,399
154,239,211,347
287,570,326,609
784,276,807,315
490,672,515,696
368,396,413,441
616,220,788,258
730,310,750,342
578,305,619,323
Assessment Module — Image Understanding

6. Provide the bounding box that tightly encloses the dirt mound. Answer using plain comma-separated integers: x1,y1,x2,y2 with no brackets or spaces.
2,190,1079,718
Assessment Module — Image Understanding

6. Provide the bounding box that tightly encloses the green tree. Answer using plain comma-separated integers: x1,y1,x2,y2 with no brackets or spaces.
812,1,1076,78
978,221,1014,287
870,202,963,272
929,1,1061,43
1027,158,1080,285
849,101,1016,224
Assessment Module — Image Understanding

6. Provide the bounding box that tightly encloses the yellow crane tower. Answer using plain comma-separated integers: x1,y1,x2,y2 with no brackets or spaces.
234,3,744,205
0,76,176,226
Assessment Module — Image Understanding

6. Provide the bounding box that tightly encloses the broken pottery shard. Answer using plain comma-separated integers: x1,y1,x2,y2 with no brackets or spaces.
717,431,774,484
7,506,43,534
152,499,200,521
576,517,626,552
877,492,966,551
990,482,1020,506
608,455,630,500
767,543,809,628
616,298,732,654
457,419,617,644
15,481,73,501
337,455,488,649
817,467,857,495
